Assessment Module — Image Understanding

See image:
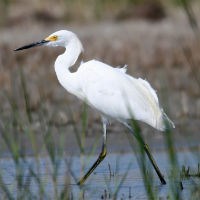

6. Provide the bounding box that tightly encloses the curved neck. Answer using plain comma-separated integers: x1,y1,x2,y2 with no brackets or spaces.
56,37,83,69
54,37,83,97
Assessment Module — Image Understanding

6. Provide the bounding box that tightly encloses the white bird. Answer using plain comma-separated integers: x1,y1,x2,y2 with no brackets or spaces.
15,30,174,185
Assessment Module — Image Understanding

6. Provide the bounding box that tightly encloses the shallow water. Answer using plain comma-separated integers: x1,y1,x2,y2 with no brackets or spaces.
0,151,199,199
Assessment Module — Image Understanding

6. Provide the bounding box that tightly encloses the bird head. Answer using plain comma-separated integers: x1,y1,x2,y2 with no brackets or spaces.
14,30,83,51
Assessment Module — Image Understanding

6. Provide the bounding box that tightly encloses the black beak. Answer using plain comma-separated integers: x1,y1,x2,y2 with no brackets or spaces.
14,39,49,51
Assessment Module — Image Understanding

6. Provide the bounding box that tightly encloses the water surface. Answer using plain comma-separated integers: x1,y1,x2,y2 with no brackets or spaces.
0,151,199,199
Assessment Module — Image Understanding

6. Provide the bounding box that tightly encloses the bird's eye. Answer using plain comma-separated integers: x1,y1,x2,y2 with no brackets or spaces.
46,35,58,41
51,35,58,41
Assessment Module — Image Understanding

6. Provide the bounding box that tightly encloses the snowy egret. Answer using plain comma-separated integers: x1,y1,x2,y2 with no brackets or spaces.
15,30,175,185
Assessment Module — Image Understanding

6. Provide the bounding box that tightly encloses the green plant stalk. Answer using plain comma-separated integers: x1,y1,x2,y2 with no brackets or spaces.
0,173,14,199
19,66,32,123
113,160,132,200
164,121,182,199
66,104,84,153
129,120,156,200
179,0,198,33
43,129,59,199
81,103,88,153
79,103,88,181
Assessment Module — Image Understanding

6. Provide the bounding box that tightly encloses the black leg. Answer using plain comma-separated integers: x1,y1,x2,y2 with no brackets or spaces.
77,143,107,185
77,118,107,185
124,122,166,185
143,143,166,184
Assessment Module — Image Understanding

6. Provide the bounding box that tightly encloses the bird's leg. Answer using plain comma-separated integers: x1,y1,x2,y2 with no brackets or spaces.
143,143,166,184
77,119,107,185
124,123,166,185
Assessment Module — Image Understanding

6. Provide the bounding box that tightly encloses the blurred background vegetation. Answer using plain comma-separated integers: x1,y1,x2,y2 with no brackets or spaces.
0,0,198,25
0,0,199,157
0,0,200,199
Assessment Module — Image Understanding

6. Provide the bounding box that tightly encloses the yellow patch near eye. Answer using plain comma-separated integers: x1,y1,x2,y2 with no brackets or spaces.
45,35,58,41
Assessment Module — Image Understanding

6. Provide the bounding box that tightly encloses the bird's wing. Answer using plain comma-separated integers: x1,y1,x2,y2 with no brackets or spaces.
77,60,167,130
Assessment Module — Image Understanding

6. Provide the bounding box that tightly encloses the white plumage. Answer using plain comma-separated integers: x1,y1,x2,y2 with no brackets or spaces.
77,60,165,130
14,29,174,185
16,30,174,131
47,30,174,131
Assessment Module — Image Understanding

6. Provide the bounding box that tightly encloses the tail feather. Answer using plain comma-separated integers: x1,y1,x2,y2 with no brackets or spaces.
156,110,175,131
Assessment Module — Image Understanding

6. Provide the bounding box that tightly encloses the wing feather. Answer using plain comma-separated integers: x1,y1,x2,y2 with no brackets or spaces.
77,60,171,130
